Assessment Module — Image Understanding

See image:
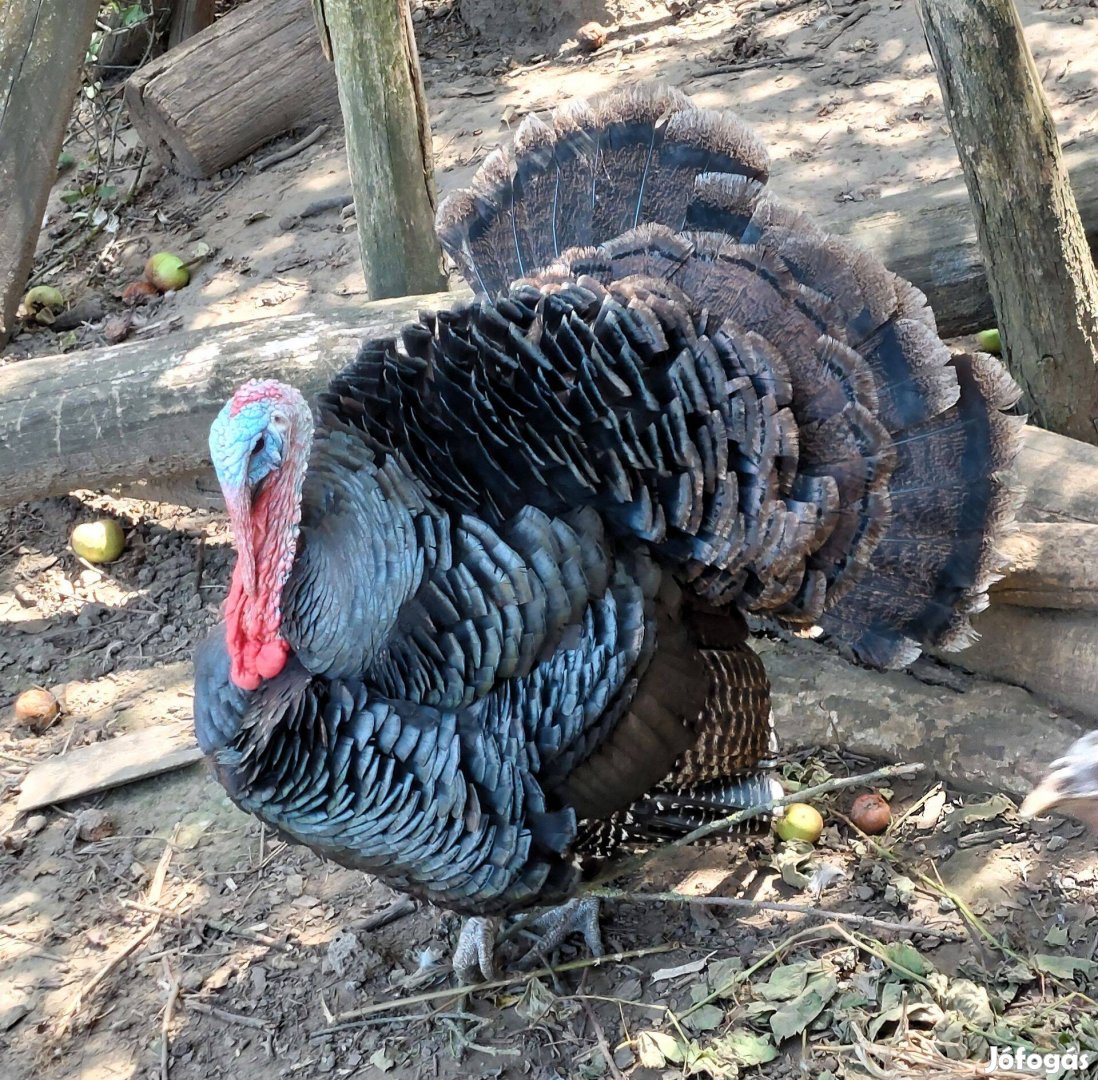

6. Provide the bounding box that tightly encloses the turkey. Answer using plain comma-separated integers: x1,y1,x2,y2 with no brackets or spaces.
1021,732,1098,832
194,84,1022,981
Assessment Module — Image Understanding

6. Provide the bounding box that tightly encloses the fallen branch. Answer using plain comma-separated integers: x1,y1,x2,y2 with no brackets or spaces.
815,1,872,48
317,941,681,1026
160,958,180,1080
186,999,272,1030
254,123,328,172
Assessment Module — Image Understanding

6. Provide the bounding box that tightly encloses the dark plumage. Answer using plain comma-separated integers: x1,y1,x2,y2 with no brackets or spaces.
195,85,1022,978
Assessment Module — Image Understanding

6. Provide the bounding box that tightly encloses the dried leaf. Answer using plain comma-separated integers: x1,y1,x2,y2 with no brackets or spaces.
944,979,994,1027
881,941,931,980
914,787,947,829
1045,926,1069,947
514,977,557,1023
706,957,744,998
651,957,708,983
754,960,824,1002
369,1048,394,1072
635,1030,683,1067
768,973,837,1040
943,793,1013,831
713,1029,778,1066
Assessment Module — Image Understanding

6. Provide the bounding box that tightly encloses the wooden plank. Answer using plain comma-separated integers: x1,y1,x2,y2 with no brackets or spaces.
0,0,100,346
16,727,202,813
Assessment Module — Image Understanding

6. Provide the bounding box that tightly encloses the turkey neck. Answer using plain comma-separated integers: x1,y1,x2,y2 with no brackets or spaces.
225,426,310,690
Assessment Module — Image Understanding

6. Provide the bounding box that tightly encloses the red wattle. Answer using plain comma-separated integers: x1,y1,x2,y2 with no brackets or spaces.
255,639,290,679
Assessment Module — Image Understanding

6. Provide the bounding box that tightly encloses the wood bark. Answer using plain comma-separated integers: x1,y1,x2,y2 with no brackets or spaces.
990,524,1098,610
0,0,100,347
315,0,447,298
918,0,1098,444
123,0,341,179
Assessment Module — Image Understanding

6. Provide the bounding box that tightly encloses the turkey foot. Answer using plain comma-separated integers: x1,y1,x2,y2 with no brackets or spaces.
453,915,503,983
515,897,604,969
452,898,604,983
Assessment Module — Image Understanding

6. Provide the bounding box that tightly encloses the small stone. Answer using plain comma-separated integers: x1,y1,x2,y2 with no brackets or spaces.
576,21,607,52
23,815,48,837
284,872,304,898
73,808,116,842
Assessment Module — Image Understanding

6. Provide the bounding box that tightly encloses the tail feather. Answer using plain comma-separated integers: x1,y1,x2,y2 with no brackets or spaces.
435,84,1023,670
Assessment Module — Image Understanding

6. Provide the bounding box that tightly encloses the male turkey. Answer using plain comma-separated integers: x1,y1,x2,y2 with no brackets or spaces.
194,85,1022,981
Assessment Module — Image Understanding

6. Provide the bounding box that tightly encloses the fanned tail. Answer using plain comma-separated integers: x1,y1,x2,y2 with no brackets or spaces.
434,85,1023,669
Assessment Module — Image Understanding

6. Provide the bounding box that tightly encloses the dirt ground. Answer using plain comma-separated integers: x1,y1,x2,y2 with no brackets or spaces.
3,1,1098,1078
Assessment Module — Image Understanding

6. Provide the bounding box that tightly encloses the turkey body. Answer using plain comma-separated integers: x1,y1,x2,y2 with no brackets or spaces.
194,86,1021,929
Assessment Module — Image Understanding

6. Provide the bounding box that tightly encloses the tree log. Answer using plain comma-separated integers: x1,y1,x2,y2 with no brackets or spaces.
4,288,1098,520
991,523,1098,610
315,0,446,298
761,636,1089,794
816,142,1098,341
918,0,1098,445
123,0,340,179
168,0,216,48
0,0,100,347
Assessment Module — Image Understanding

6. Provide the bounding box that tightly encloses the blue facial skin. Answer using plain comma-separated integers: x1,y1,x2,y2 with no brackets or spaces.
209,399,286,499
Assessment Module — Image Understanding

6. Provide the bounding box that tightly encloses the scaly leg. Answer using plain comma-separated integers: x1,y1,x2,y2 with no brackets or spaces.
451,898,605,983
452,915,501,983
516,897,604,967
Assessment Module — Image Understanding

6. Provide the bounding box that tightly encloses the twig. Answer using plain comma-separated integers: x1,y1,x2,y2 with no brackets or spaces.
580,997,626,1080
254,125,328,172
695,52,809,77
186,999,272,1031
352,896,417,932
118,898,293,950
320,942,681,1025
61,919,160,1031
815,0,871,49
60,824,180,1031
160,958,180,1080
593,888,964,940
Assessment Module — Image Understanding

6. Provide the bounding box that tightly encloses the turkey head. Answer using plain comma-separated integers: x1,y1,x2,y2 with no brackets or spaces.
1021,731,1098,833
209,379,314,690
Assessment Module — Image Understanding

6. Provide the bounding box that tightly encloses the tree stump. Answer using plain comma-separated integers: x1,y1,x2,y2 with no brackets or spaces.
124,0,340,179
918,0,1098,445
0,0,101,348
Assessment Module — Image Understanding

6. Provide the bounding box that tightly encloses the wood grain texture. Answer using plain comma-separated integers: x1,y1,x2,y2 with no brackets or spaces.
123,0,340,179
16,726,202,813
918,0,1098,444
991,523,1098,610
319,0,446,297
0,0,100,346
0,292,456,507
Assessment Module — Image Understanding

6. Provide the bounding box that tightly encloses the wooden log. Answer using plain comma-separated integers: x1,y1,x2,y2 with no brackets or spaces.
95,0,173,76
0,293,455,508
5,287,1098,519
315,0,446,298
936,605,1098,723
0,0,100,347
124,0,341,179
991,523,1098,610
816,141,1098,340
761,636,1089,795
918,0,1098,445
